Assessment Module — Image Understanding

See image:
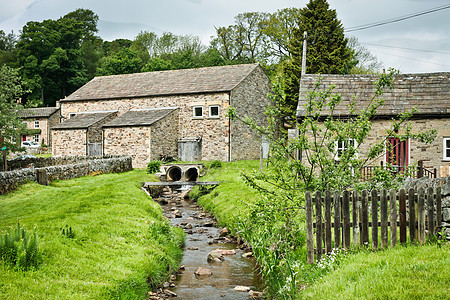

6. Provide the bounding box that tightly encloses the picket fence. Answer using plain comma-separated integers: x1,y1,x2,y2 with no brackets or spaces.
305,187,442,264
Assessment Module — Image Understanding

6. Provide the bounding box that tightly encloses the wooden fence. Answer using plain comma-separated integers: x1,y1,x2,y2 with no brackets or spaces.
361,160,437,181
305,187,442,264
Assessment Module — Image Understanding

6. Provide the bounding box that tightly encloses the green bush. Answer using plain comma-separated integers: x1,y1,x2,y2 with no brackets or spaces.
147,160,162,174
0,222,40,270
209,160,222,169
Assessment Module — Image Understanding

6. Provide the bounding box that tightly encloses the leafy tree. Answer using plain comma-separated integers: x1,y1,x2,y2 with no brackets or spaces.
0,65,26,153
0,30,18,67
96,48,143,76
348,36,383,74
282,0,356,120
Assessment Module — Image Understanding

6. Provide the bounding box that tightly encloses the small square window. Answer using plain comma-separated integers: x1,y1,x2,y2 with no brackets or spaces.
444,138,450,161
193,106,203,118
335,138,357,161
34,120,39,128
34,134,40,143
69,113,77,118
209,106,219,118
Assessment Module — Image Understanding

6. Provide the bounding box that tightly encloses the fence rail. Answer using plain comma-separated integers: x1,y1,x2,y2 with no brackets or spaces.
305,187,442,264
360,160,437,181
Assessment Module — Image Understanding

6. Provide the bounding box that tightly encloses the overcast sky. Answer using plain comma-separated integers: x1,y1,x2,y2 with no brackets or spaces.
1,0,449,73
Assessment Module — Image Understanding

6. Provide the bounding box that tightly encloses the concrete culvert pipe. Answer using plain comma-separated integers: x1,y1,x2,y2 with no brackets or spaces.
185,167,198,182
167,166,182,181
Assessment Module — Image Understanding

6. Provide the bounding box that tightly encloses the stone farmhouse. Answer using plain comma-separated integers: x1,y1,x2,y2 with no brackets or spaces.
296,72,450,177
53,64,271,168
18,107,60,146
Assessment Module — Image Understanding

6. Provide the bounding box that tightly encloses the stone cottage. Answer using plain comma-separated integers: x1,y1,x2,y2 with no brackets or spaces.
55,64,271,168
296,72,450,177
52,111,118,157
18,107,60,146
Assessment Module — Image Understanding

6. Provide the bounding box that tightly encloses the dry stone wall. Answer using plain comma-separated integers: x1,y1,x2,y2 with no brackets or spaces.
0,156,132,194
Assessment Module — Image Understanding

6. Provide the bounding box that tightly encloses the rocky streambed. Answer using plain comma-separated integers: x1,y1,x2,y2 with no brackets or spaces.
148,186,263,299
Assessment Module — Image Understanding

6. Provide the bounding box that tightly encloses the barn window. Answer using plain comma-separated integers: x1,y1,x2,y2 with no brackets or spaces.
193,106,203,118
209,105,219,118
69,113,77,118
444,137,450,161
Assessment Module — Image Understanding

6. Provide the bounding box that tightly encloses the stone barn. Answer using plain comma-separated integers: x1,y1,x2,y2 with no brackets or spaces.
52,111,117,157
56,63,271,168
296,72,450,177
102,108,179,168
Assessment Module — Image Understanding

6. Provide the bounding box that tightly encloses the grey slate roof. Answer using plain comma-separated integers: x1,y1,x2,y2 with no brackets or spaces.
18,107,60,118
103,108,178,128
297,72,450,118
53,112,117,130
62,64,260,102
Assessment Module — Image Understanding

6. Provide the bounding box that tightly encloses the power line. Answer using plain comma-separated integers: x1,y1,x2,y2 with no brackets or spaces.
369,48,450,68
362,42,450,55
345,4,450,33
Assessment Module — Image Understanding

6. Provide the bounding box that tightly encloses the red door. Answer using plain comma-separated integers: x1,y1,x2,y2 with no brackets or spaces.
22,135,27,141
386,137,409,172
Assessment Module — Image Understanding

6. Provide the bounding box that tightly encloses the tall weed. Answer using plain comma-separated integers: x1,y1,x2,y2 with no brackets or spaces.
0,222,41,270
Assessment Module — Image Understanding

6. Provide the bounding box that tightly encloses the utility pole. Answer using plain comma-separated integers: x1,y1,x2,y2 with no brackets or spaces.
301,31,307,76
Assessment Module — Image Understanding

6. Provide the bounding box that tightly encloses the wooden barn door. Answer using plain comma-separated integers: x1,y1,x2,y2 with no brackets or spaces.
386,137,409,172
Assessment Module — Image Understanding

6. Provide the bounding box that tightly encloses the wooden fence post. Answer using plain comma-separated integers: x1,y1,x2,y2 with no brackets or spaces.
334,190,341,248
371,189,379,250
409,188,416,243
342,190,350,249
315,191,323,261
306,191,314,264
436,187,442,230
352,190,360,246
390,189,398,248
418,188,426,245
399,189,407,244
361,190,369,246
325,190,332,253
427,187,434,237
37,168,49,186
380,189,389,249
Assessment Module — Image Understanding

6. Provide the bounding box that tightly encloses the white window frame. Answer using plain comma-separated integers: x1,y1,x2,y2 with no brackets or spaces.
193,106,203,118
34,134,40,143
34,120,39,128
209,105,220,118
444,137,450,161
334,138,358,161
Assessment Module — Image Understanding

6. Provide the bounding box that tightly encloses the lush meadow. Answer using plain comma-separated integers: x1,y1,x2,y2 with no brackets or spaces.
193,160,449,299
0,170,184,299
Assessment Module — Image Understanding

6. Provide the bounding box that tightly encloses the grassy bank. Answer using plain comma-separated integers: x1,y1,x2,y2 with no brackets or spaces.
193,160,449,299
0,170,184,299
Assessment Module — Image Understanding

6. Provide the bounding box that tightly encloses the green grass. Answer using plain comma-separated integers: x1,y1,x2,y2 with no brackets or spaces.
301,244,450,299
0,170,184,299
191,160,260,232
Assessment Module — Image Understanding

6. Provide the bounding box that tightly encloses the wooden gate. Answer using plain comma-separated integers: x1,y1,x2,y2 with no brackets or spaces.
87,143,102,156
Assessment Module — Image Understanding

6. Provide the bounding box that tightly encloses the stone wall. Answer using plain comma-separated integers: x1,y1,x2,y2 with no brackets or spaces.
402,176,450,240
150,109,179,163
0,156,132,194
230,65,271,160
52,128,86,157
87,112,118,144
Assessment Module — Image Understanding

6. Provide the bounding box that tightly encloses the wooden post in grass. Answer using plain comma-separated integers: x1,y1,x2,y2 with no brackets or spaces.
361,190,369,246
306,191,314,264
399,189,407,244
352,190,360,246
390,189,398,247
334,190,341,248
380,189,389,249
315,191,323,260
427,187,434,237
409,188,416,243
342,190,350,249
436,187,442,230
325,190,332,253
371,189,379,250
418,188,425,245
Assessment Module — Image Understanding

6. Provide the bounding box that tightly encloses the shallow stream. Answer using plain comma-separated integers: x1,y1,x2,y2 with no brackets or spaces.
158,188,263,299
